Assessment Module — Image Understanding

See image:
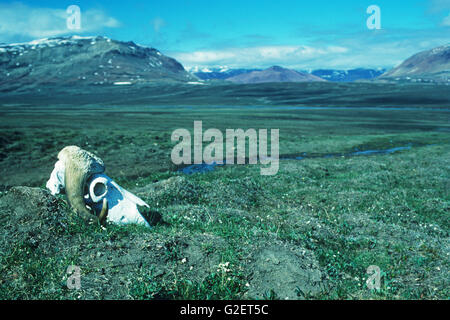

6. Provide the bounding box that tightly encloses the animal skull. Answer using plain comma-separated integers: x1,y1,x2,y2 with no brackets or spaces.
46,146,151,227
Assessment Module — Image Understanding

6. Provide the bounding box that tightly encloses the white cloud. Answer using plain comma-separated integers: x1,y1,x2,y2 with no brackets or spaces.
172,27,450,70
172,45,349,69
0,3,120,42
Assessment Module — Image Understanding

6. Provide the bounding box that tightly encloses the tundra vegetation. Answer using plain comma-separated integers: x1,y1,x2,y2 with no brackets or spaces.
0,83,449,299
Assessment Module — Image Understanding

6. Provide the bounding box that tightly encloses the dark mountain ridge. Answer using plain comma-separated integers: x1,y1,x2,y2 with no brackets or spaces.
226,66,326,84
0,35,197,92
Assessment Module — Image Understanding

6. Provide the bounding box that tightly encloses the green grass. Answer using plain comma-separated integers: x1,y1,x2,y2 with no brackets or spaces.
0,104,449,299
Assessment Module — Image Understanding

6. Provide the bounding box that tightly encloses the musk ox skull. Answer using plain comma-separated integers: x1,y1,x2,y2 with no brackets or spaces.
46,146,151,227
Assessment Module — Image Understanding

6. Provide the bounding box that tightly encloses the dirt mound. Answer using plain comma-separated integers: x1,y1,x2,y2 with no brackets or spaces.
245,240,326,299
0,187,69,248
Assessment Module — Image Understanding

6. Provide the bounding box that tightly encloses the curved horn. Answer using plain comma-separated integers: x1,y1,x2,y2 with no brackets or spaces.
98,198,108,225
58,146,105,221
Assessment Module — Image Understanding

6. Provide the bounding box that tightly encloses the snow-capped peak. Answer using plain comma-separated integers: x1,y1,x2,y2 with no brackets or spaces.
0,36,110,53
219,66,230,73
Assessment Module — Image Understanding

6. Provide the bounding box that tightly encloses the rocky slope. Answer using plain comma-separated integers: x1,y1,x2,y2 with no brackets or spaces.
227,66,326,84
0,36,197,92
380,44,450,83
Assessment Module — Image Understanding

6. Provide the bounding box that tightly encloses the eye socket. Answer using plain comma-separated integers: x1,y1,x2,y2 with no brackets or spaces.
88,176,109,203
93,182,106,197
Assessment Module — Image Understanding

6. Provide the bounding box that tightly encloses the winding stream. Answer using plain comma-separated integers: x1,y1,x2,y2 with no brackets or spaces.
180,144,415,175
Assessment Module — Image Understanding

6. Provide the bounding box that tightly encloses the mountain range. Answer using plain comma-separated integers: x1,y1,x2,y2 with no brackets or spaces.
186,66,262,80
191,45,450,84
311,68,386,82
0,36,448,93
193,67,386,82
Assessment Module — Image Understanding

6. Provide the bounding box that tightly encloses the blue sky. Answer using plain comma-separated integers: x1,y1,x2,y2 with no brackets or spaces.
0,0,449,70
